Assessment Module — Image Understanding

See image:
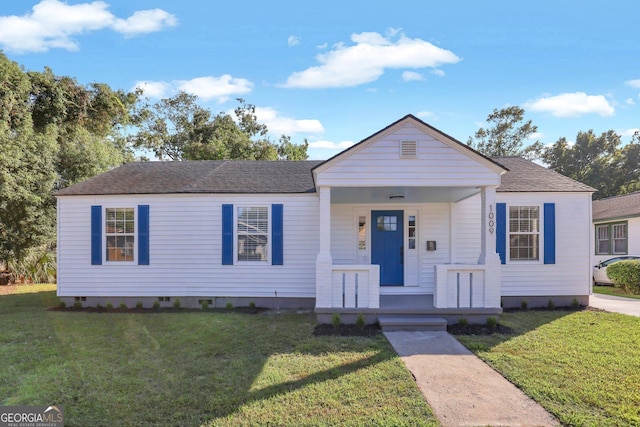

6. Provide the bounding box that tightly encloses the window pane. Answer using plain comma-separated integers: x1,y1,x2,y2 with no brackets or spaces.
377,216,397,231
237,207,269,261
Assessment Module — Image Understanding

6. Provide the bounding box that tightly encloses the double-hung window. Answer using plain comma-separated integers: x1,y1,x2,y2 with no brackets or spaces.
595,222,627,255
237,206,269,261
509,206,539,261
105,208,135,262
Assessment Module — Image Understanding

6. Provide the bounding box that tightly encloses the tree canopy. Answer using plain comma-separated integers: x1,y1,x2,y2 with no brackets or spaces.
132,94,308,161
467,106,542,160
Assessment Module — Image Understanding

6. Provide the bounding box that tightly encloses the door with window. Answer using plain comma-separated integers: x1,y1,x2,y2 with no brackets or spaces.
371,210,404,286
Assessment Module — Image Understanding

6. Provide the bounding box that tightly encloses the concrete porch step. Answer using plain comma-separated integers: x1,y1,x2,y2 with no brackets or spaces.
378,316,447,332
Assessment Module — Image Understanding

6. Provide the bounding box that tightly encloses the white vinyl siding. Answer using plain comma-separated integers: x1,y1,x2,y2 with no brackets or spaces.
315,122,502,188
57,193,318,299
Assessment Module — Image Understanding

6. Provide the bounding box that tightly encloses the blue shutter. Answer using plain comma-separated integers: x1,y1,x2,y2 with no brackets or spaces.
222,204,234,265
544,203,556,264
138,205,150,265
91,205,102,265
496,203,506,264
272,204,283,265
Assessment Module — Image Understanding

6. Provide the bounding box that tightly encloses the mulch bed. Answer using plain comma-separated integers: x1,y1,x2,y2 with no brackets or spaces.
49,306,268,314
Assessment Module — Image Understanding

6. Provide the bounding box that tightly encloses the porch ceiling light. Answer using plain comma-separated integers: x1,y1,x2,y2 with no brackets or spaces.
389,194,405,200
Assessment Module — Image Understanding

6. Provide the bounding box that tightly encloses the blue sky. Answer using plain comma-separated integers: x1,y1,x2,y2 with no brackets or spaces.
1,0,639,159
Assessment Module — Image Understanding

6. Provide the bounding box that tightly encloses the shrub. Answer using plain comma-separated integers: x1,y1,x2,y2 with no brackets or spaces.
520,300,528,310
331,313,341,328
226,302,233,310
486,317,498,330
249,302,256,309
73,301,83,310
607,260,640,294
119,302,128,310
457,317,469,327
135,301,143,310
571,298,581,309
201,300,209,310
106,302,113,311
173,298,181,309
547,299,555,310
5,244,57,284
356,313,366,329
57,300,66,309
153,301,160,311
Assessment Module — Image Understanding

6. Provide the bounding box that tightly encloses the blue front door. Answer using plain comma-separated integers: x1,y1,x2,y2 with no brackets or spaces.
371,210,404,286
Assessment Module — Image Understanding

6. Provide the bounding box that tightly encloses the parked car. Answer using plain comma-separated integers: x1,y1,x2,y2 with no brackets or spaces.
593,256,640,285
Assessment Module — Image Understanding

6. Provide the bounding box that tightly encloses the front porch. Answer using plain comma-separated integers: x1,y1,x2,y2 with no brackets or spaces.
315,289,503,328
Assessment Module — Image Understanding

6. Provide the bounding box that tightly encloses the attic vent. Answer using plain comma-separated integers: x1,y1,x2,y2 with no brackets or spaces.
400,140,417,158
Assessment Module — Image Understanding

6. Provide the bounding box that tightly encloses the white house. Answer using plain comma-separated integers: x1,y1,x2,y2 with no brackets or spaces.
56,115,595,325
592,191,640,265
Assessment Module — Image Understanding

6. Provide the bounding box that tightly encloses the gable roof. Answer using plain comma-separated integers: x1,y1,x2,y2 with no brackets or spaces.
592,191,640,222
312,114,508,175
493,157,595,193
55,160,323,196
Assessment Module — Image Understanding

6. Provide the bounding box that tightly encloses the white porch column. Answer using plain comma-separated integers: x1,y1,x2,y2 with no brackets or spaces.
479,186,502,308
315,186,333,308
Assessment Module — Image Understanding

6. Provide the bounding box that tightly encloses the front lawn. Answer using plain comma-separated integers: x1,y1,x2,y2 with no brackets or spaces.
593,284,640,300
455,309,640,426
0,285,436,426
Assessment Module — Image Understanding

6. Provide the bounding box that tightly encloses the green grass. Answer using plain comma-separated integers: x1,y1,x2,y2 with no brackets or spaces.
0,285,437,427
593,284,640,300
456,309,640,427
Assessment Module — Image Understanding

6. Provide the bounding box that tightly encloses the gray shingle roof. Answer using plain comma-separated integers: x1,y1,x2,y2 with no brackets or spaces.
56,156,594,196
593,191,640,221
55,160,323,195
493,156,595,193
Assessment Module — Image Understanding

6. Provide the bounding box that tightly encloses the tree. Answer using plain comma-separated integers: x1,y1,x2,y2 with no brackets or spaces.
133,94,308,161
27,67,137,189
467,106,542,159
540,130,630,199
0,55,58,262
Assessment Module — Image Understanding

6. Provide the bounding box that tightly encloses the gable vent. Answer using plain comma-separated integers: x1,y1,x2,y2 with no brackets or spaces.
400,140,417,158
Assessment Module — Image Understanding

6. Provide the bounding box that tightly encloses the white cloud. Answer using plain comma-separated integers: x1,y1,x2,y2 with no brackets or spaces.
621,128,640,137
133,75,253,103
112,9,177,37
0,0,176,53
308,140,355,150
526,92,615,117
625,79,640,89
281,29,461,88
626,98,635,106
253,107,324,135
431,69,445,77
176,75,253,103
133,81,172,98
416,111,435,120
287,35,301,47
527,132,544,140
402,71,424,82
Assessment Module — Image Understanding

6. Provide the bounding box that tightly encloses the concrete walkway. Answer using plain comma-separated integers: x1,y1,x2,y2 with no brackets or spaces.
384,331,559,427
589,293,640,317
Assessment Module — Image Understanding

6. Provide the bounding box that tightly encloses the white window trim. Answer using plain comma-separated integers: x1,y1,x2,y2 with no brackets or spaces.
595,221,628,255
103,206,137,265
234,205,271,264
507,204,544,264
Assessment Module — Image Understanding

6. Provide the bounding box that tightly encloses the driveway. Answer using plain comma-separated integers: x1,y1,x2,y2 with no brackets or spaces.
590,293,640,317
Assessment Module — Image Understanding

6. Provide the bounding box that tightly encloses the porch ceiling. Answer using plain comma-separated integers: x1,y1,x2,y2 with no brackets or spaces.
330,186,480,204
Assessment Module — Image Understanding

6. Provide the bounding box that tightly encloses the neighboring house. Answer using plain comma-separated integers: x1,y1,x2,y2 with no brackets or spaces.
56,115,595,323
592,191,640,265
